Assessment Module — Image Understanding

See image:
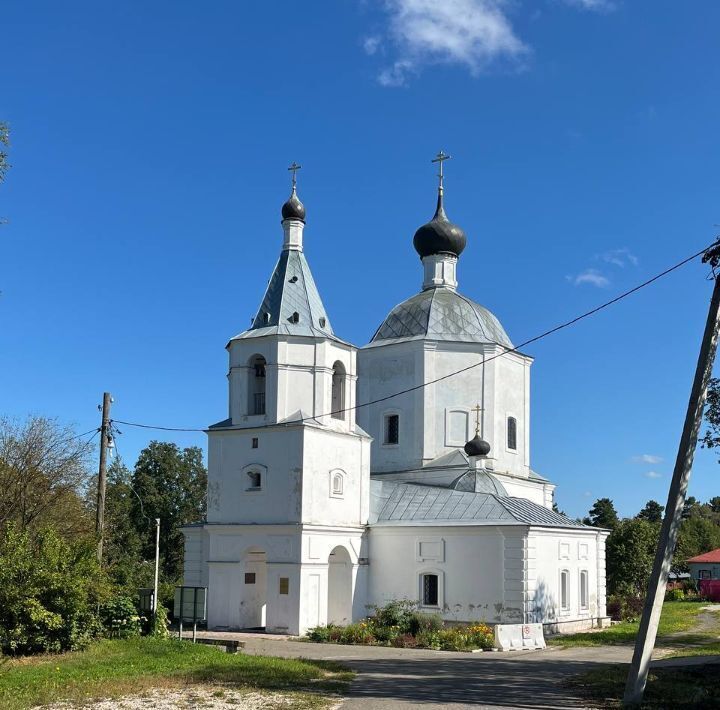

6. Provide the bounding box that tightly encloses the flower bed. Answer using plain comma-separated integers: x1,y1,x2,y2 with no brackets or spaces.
306,600,494,652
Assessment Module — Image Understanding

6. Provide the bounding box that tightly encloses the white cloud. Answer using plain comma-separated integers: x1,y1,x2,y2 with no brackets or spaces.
363,36,381,55
644,471,663,479
562,0,614,10
568,268,610,288
600,248,638,268
632,454,663,465
373,0,528,86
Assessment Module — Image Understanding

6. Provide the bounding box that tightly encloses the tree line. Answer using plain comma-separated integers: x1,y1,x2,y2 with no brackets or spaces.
0,415,206,653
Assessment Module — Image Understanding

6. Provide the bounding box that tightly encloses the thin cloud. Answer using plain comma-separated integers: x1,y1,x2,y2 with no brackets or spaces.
363,36,381,55
644,471,663,479
562,0,615,10
568,269,610,288
599,248,638,268
632,454,663,465
372,0,528,86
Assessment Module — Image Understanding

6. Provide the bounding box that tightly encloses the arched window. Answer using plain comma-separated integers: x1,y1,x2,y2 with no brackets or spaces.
331,361,346,420
580,570,589,610
248,355,266,415
330,470,344,497
507,416,517,451
560,569,570,611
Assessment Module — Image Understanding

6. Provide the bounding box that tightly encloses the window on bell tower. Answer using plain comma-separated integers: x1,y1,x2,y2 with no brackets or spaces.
248,355,266,415
507,416,517,451
331,361,346,420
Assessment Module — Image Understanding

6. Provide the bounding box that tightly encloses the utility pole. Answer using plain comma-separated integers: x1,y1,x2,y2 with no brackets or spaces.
624,266,720,705
95,392,112,564
153,518,161,618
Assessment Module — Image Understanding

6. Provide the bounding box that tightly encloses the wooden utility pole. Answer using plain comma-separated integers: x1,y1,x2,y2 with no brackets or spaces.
95,391,112,564
623,271,720,705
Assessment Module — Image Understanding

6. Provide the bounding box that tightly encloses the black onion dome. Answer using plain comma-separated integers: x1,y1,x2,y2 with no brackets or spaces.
281,187,306,222
464,434,491,457
413,191,467,258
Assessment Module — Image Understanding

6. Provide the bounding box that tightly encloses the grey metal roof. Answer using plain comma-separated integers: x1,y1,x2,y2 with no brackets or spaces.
367,288,513,348
229,249,346,344
369,480,588,528
451,469,508,496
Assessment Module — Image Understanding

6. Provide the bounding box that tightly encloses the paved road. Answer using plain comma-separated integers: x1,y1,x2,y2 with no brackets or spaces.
184,632,720,709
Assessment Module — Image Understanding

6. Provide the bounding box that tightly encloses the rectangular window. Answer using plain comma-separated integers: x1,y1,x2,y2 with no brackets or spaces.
384,414,399,445
279,577,289,595
245,573,256,584
253,392,266,415
252,437,259,449
561,570,570,611
580,570,589,610
422,574,439,606
507,416,517,451
699,569,711,580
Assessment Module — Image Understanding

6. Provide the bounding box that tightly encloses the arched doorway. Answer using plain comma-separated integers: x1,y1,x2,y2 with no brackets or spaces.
327,546,353,626
239,548,267,630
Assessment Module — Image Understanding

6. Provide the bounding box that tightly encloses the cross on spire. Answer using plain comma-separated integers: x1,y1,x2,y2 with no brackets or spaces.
431,150,451,191
288,162,302,190
472,403,483,435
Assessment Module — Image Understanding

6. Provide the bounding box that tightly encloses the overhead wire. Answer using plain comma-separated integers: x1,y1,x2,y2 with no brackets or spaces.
108,239,719,432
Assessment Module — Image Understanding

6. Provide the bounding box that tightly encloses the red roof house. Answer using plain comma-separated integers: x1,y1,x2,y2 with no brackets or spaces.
687,548,720,596
687,549,720,565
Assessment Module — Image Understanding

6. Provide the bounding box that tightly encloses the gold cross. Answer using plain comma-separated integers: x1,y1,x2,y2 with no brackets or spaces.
472,403,483,435
431,150,451,189
288,162,302,189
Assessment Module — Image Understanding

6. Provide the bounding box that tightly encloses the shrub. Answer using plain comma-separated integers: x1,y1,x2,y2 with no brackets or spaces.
100,596,142,638
340,622,375,645
607,594,645,621
367,599,418,633
151,602,170,637
665,588,685,602
408,611,443,636
0,525,108,654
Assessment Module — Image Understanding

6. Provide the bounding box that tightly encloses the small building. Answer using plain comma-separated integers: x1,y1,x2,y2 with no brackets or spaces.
687,549,720,581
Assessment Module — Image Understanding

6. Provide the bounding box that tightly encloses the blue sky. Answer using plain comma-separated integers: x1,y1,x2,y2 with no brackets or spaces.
2,0,719,519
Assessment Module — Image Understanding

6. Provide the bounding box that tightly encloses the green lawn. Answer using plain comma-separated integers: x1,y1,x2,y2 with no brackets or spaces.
548,601,708,647
0,638,353,710
571,664,720,709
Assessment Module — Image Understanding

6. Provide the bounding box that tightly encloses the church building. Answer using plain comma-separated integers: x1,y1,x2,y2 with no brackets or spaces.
181,158,609,636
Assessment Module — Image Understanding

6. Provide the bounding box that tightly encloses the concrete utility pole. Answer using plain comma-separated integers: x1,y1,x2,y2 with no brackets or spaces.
153,518,161,617
95,391,112,564
623,269,720,705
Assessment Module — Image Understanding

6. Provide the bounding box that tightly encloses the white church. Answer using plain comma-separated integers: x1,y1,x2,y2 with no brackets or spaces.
182,158,609,636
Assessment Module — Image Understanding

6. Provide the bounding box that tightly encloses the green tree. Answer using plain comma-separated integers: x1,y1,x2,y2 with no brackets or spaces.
130,442,207,584
606,518,659,597
102,458,149,593
673,515,720,572
0,416,94,537
636,500,664,524
584,498,619,529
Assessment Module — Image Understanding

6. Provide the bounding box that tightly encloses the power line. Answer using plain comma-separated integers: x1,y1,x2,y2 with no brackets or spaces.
109,239,719,432
57,427,101,446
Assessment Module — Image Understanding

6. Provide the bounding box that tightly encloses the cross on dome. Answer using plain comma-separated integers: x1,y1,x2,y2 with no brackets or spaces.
288,161,301,189
431,150,451,191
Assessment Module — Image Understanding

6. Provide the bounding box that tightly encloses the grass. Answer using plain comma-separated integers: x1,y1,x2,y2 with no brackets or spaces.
0,637,353,710
571,664,720,708
548,601,708,648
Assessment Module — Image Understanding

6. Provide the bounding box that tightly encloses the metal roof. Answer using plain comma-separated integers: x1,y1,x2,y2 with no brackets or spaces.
367,288,513,348
229,249,347,344
369,480,589,528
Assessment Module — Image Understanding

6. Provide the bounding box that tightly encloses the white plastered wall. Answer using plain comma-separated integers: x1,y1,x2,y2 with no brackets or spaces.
367,525,508,623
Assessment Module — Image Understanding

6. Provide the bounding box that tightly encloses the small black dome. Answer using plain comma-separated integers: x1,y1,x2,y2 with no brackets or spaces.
413,192,466,258
464,435,491,457
281,188,306,222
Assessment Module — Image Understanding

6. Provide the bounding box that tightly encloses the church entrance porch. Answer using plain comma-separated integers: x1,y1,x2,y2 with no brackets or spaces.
327,545,353,625
239,548,267,630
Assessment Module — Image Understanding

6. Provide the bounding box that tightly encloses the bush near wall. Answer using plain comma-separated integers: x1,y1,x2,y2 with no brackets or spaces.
306,600,495,652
